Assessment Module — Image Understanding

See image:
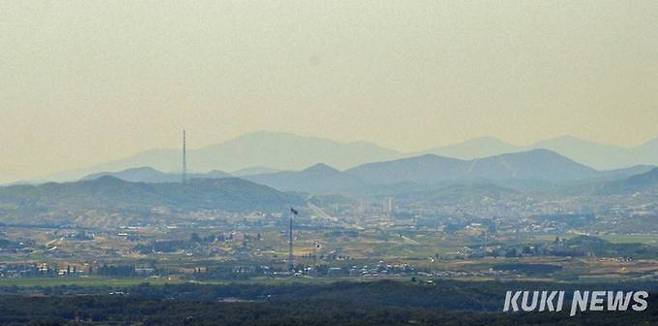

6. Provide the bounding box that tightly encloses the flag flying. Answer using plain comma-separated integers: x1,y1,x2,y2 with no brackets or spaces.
290,207,299,215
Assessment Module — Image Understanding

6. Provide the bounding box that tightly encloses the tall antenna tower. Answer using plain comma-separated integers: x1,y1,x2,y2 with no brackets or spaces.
182,129,187,184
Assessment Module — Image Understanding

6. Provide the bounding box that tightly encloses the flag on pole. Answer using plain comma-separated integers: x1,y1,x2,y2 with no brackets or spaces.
290,207,299,215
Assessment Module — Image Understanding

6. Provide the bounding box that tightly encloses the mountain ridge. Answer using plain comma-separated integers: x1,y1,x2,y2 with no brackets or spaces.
0,176,300,227
44,131,401,182
82,167,232,183
77,148,656,194
346,149,599,186
36,132,658,184
600,167,658,194
244,163,367,193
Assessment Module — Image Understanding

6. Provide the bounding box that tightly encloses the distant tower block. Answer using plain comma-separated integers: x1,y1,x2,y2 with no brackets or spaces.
360,199,369,214
182,130,187,184
383,197,394,217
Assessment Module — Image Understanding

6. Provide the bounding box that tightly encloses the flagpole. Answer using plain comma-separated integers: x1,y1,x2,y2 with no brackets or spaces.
288,207,300,273
288,207,294,272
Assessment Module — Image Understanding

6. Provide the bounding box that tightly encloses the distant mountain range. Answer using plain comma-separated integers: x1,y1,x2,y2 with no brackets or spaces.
240,149,655,194
345,149,644,185
77,148,656,195
69,149,658,202
48,131,400,182
2,152,656,228
40,131,658,183
426,135,658,170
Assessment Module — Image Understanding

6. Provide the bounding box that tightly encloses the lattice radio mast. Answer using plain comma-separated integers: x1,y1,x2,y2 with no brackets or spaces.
182,130,187,184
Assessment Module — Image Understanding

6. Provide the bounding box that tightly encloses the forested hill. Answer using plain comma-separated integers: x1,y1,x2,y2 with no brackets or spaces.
0,176,301,226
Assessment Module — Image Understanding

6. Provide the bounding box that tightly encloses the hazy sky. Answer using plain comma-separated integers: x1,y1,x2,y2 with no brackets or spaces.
1,1,658,182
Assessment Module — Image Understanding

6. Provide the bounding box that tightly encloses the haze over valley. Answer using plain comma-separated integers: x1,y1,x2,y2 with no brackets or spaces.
2,1,658,324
